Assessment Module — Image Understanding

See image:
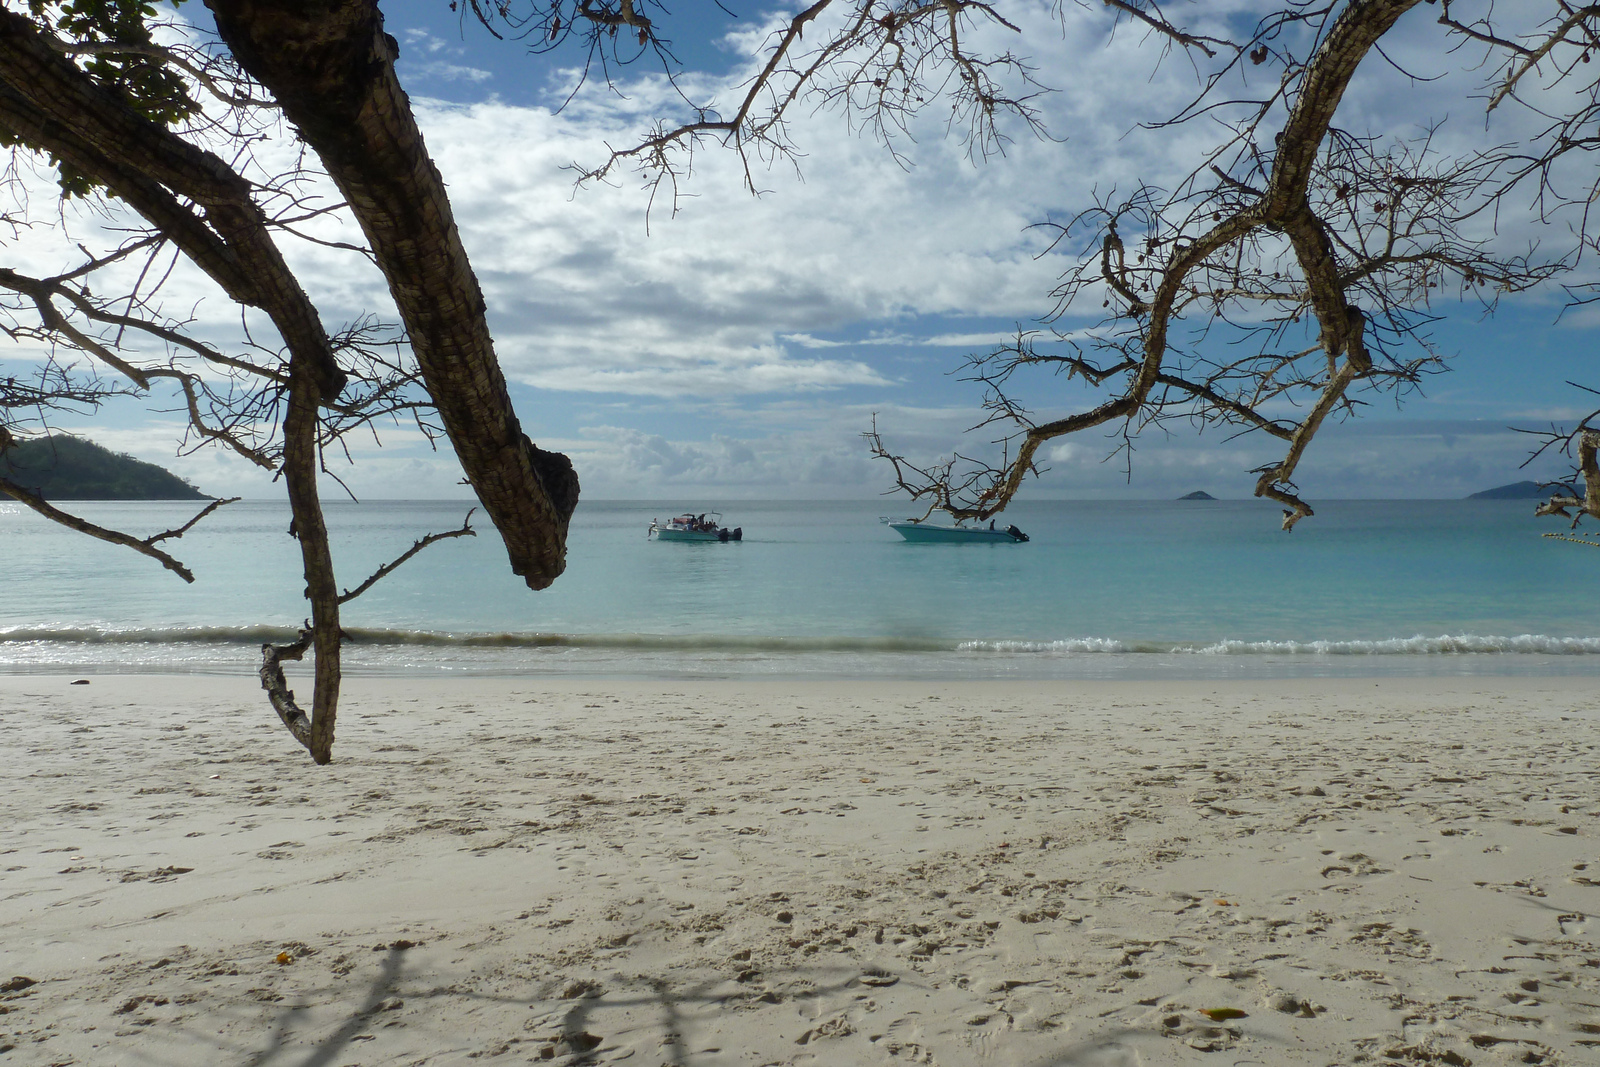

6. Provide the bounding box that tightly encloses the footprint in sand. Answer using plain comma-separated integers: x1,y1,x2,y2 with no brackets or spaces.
966,1009,1013,1058
1150,1005,1243,1053
794,1014,854,1045
1265,992,1321,1017
875,1013,936,1063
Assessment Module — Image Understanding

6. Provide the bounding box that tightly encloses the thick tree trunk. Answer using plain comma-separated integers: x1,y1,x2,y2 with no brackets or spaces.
205,0,580,591
281,360,342,764
0,10,350,760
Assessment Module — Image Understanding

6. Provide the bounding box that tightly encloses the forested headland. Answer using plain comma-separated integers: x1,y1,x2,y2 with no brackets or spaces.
0,436,208,500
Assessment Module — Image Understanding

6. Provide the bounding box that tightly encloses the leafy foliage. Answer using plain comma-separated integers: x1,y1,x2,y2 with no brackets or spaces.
0,0,200,196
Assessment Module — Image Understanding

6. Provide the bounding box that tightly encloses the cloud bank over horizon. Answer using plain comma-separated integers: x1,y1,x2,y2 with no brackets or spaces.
3,1,1595,504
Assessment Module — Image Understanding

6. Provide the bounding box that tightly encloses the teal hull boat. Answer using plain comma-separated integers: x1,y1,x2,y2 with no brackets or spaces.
884,519,1028,543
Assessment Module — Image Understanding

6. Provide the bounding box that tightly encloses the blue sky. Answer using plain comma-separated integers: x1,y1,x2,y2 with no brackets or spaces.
11,1,1599,501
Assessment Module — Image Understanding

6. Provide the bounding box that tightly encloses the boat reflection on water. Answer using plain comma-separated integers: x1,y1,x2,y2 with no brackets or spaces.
882,517,1029,543
649,512,744,542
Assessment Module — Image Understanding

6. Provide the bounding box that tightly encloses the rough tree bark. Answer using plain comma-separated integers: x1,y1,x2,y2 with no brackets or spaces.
1535,426,1600,541
0,7,353,760
0,11,346,399
204,0,579,590
0,2,564,763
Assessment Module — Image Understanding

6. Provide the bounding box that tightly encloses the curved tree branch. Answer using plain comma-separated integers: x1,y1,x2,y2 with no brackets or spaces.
0,480,236,582
204,0,579,591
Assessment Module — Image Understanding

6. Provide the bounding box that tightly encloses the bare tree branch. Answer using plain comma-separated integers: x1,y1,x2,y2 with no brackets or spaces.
0,479,234,582
259,627,314,750
863,0,1587,535
339,509,478,604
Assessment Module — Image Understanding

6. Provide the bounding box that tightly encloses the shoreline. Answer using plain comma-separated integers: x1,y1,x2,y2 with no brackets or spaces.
4,673,1598,1065
5,641,1600,684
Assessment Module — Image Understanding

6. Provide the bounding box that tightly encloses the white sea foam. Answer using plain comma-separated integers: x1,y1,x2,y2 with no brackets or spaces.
957,637,1138,654
5,627,1600,679
1190,634,1600,655
957,634,1600,655
5,627,1599,657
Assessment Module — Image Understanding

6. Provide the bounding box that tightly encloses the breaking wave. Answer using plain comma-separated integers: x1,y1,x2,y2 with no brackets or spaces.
0,626,951,653
2,627,1597,656
957,634,1600,656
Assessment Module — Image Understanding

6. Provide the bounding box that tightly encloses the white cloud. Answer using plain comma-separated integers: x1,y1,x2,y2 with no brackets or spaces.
4,1,1595,502
918,332,1020,348
779,333,852,349
399,28,492,82
413,60,493,83
515,354,890,396
567,422,878,497
782,330,1022,349
410,93,1068,396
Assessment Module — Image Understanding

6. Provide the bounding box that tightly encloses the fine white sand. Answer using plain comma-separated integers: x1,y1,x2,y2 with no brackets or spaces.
1,673,1598,1066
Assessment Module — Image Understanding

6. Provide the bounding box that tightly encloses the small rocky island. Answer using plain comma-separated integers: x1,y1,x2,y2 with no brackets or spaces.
1177,490,1216,501
0,435,208,500
1466,481,1555,500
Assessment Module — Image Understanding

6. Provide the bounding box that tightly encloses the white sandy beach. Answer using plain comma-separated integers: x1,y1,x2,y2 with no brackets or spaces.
1,673,1597,1066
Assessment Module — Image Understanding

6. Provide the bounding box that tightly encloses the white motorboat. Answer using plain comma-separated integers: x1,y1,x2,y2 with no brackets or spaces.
882,517,1029,543
649,512,743,542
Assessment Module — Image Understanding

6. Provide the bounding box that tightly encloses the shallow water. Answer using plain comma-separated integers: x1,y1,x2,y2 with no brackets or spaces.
3,497,1596,678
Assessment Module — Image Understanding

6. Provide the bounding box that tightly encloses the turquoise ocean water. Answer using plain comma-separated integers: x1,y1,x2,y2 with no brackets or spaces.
2,497,1597,679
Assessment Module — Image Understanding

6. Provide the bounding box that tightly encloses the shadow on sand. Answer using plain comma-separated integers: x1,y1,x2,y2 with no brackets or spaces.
236,948,1293,1067
245,947,407,1067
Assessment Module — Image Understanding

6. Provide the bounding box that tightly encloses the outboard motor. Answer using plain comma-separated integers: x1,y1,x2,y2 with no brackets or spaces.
718,528,730,542
731,527,742,541
1007,524,1029,543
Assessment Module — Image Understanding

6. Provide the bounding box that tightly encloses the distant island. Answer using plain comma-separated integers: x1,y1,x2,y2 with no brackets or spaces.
1177,490,1216,501
1466,481,1559,500
0,435,209,500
